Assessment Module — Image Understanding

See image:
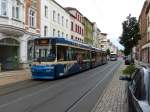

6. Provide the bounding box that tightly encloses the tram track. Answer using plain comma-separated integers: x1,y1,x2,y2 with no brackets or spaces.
65,62,121,112
0,62,111,97
0,61,119,112
20,62,120,112
0,80,50,96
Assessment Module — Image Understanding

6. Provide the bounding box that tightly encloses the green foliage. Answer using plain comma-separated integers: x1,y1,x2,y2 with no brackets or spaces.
106,49,110,55
84,18,93,45
119,15,141,56
123,64,136,75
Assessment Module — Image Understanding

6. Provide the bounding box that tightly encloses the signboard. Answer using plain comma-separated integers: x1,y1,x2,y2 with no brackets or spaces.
35,39,49,46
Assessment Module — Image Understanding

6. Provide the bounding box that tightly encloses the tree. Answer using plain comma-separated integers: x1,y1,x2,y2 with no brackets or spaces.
119,15,141,56
106,49,110,56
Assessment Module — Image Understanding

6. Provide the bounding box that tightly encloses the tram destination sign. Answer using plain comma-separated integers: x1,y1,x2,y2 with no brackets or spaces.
35,39,50,46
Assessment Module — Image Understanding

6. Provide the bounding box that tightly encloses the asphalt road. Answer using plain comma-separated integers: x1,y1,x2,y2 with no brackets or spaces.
0,61,121,112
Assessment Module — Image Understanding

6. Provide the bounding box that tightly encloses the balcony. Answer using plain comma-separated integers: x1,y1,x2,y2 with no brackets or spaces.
0,16,24,37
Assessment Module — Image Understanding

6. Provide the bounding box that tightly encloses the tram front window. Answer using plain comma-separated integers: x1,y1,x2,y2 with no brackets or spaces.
34,45,56,62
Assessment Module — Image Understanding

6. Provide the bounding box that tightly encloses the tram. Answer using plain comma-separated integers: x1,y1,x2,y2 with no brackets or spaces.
31,37,107,79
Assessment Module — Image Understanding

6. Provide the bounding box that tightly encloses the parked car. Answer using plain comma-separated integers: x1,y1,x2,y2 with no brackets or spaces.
124,56,134,65
120,65,150,112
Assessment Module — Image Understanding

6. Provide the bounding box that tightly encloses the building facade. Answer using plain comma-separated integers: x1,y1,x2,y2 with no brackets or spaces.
24,0,41,66
0,0,41,70
65,7,84,42
41,0,70,39
137,0,149,63
83,17,93,45
98,33,108,51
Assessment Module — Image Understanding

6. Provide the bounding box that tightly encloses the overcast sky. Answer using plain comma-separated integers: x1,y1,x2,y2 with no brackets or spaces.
55,0,145,49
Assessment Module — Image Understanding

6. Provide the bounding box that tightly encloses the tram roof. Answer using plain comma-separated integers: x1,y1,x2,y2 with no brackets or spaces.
35,37,103,52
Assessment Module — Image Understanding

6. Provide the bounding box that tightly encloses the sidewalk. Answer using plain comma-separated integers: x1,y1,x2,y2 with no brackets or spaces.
92,64,128,112
0,69,31,86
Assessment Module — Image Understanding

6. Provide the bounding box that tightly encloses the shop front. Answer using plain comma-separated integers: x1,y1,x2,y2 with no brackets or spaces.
0,38,20,71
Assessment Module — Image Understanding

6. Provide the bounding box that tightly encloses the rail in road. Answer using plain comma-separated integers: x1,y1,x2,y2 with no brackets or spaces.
0,61,122,112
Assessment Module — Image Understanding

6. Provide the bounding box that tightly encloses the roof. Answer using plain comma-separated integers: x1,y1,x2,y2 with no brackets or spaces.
51,0,69,14
65,7,83,16
35,37,103,52
83,17,93,24
100,33,107,36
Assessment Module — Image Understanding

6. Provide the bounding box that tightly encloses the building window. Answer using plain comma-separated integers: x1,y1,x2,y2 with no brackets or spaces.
71,22,74,31
62,32,64,37
62,16,64,26
76,13,77,18
1,0,8,16
12,5,20,20
57,13,60,24
71,35,73,39
44,6,48,18
31,0,36,8
80,16,82,22
53,29,55,37
78,26,79,33
66,19,68,28
79,27,81,34
66,34,68,38
75,24,77,32
29,9,36,28
58,30,60,37
44,26,48,37
53,10,56,21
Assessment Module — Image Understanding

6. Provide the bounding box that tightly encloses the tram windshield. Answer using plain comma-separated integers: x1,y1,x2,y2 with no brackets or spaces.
34,45,56,62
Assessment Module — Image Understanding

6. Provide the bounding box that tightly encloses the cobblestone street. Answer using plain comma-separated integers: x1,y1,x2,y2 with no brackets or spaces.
93,64,128,112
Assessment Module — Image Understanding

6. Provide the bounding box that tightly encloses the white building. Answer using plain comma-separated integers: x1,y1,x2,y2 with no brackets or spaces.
99,33,108,51
0,0,41,71
93,22,98,47
0,0,25,70
41,0,71,38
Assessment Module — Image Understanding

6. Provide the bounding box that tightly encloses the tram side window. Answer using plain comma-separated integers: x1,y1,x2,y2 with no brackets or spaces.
47,45,56,61
57,46,66,61
84,50,90,60
66,47,76,61
34,45,56,62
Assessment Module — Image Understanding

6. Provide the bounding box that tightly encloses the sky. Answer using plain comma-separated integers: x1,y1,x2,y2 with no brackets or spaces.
55,0,145,49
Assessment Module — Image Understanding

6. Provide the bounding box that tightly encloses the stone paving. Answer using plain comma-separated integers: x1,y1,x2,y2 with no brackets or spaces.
0,69,31,86
92,64,128,112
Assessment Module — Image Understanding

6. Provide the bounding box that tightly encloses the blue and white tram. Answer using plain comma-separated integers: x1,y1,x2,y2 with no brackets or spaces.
31,37,107,79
